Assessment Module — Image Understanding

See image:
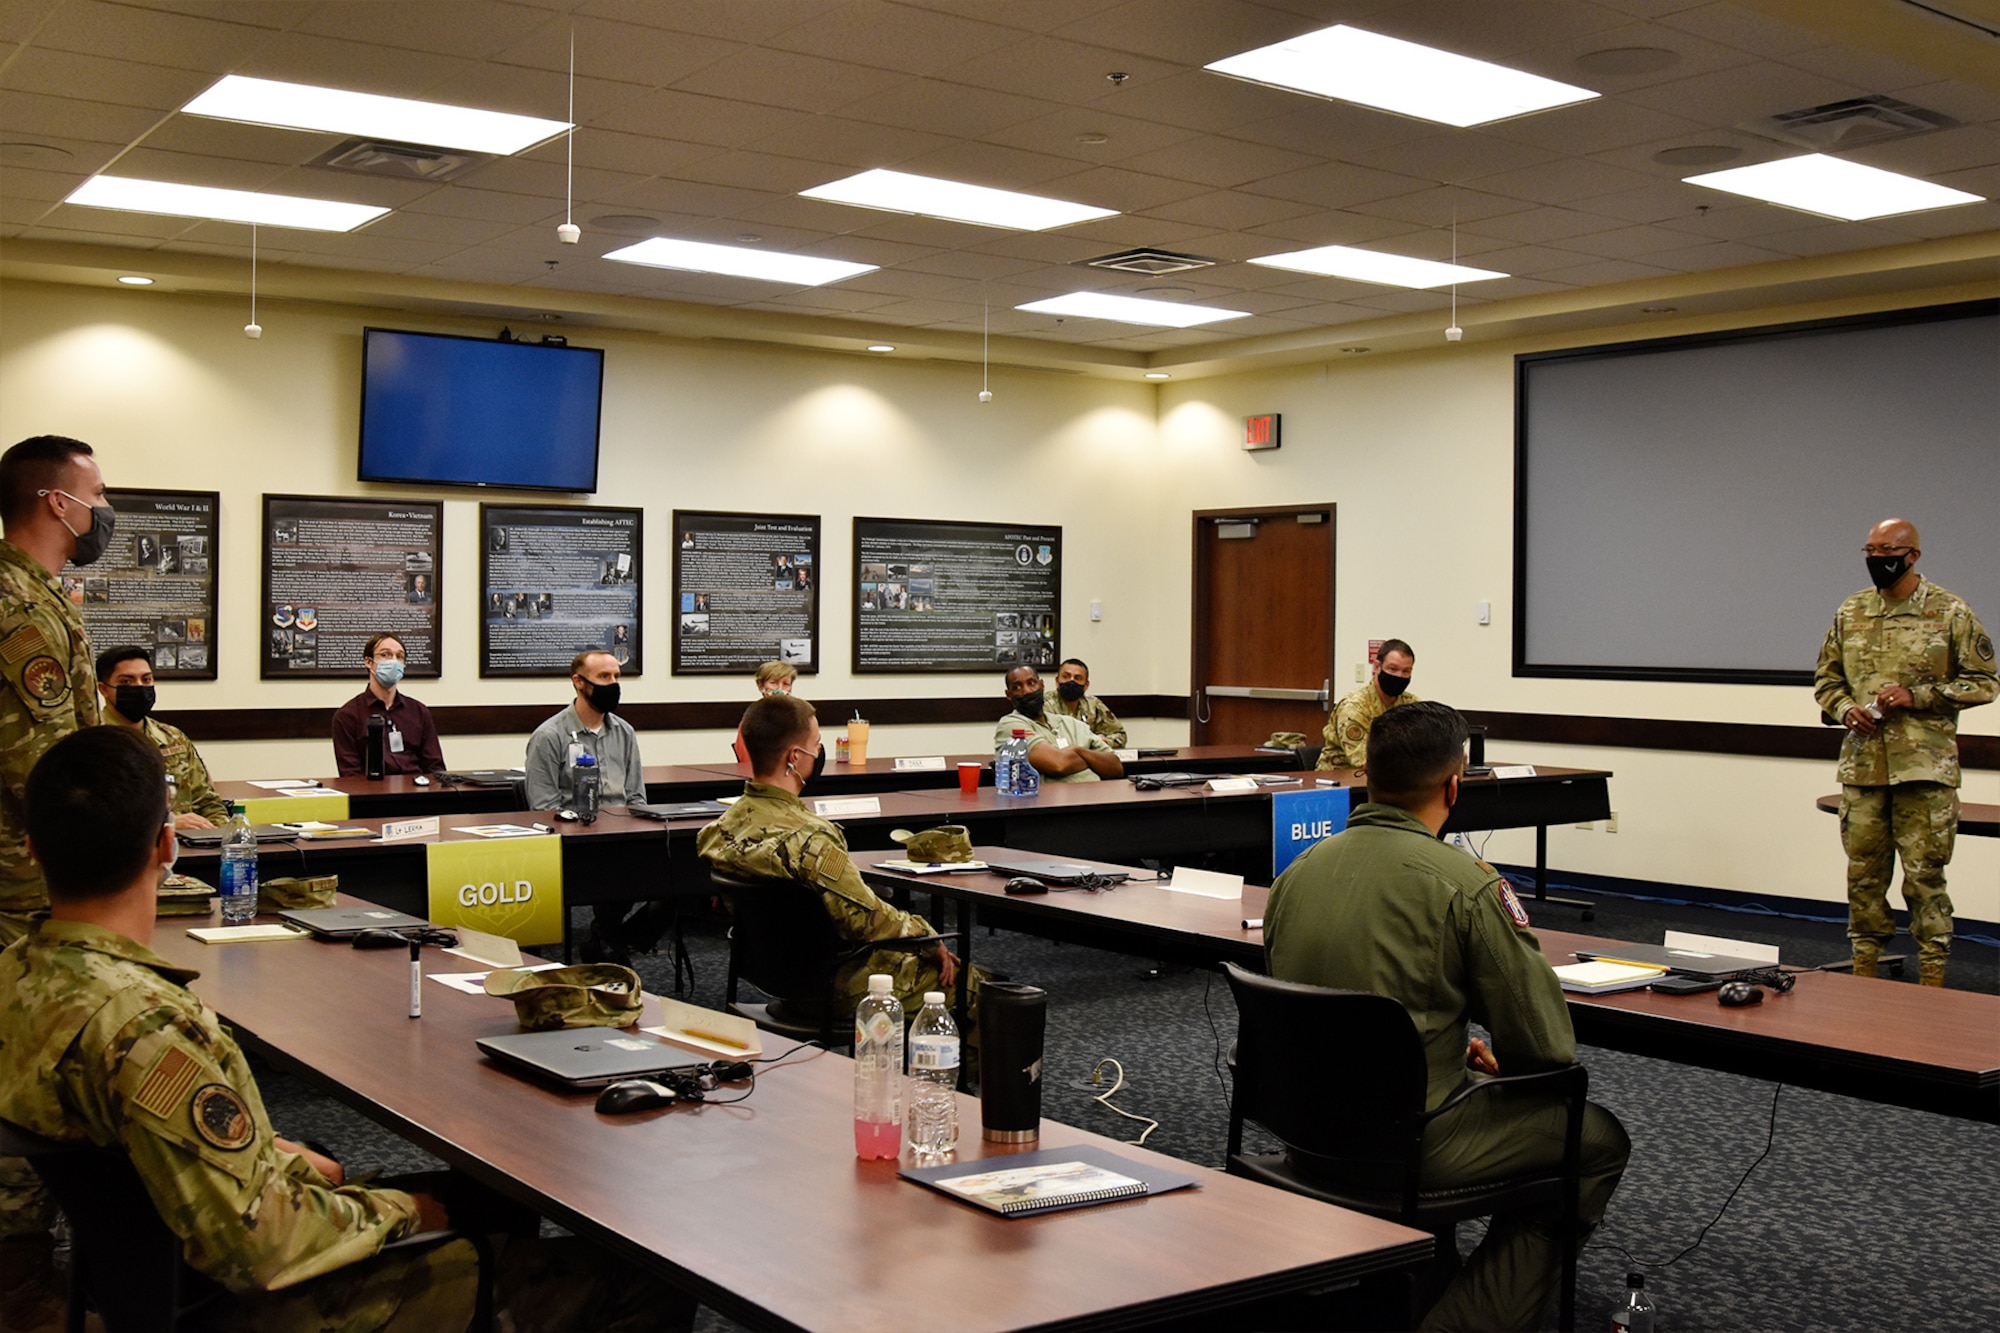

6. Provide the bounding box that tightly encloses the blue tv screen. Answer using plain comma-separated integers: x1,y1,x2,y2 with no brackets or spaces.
360,328,604,492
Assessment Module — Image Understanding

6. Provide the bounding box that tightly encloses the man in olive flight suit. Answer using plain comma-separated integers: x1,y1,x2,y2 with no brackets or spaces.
1266,701,1629,1333
0,726,690,1333
1047,658,1128,748
699,693,965,1019
97,644,231,828
1317,637,1419,770
1813,517,1995,987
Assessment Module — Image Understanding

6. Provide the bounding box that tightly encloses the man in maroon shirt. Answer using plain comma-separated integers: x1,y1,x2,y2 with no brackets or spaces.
330,633,446,776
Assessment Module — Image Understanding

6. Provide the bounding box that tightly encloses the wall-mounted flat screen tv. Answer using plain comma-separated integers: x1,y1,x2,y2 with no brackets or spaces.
359,328,605,492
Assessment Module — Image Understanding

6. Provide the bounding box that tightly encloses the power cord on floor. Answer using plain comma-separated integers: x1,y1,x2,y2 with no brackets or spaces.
1084,1057,1159,1145
1587,1081,1785,1272
1201,970,1232,1112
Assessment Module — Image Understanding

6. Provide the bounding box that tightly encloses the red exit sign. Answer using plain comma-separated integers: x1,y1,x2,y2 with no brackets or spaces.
1243,413,1281,451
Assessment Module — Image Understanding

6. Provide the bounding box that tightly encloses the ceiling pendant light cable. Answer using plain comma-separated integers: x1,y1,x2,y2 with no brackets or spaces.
244,224,262,339
557,30,580,245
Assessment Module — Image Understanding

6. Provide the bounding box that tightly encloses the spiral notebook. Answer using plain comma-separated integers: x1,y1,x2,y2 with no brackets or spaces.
900,1144,1196,1218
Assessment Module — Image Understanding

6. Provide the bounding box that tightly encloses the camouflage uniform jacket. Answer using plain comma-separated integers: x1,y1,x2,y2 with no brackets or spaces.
1316,682,1421,770
1046,691,1127,748
0,538,99,921
0,918,422,1291
993,709,1111,782
696,782,941,1006
1813,578,1996,788
144,715,230,824
1265,803,1572,1112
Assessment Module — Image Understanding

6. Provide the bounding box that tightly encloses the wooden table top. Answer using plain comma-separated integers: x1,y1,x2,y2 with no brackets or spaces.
1814,793,2000,837
150,909,1430,1333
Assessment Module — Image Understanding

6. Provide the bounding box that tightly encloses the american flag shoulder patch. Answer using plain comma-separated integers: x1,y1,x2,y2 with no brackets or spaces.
0,624,49,665
131,1046,201,1119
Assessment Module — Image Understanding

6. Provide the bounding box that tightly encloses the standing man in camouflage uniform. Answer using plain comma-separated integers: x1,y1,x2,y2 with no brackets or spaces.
699,694,964,1019
0,434,110,1329
1813,518,1995,987
97,644,230,828
0,727,690,1332
1048,658,1128,748
1317,637,1419,770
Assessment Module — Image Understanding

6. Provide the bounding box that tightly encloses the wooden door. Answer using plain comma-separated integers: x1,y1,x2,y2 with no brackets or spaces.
1190,506,1335,746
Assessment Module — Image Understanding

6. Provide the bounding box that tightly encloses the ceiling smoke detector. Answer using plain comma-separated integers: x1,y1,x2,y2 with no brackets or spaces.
1081,247,1218,275
310,138,492,182
1747,95,1958,152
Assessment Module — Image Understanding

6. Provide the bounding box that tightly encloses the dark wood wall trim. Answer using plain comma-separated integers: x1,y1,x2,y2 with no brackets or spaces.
155,696,1997,769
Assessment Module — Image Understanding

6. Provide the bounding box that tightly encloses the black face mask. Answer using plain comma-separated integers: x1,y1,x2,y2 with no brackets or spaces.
1866,554,1912,591
791,744,827,791
114,684,156,722
1378,671,1411,698
585,680,621,715
50,490,116,566
1013,688,1046,719
1056,680,1086,702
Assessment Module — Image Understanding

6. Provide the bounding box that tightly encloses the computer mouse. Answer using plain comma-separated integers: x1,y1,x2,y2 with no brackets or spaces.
413,775,431,786
1003,877,1049,896
596,1079,677,1114
1717,981,1764,1007
351,928,409,950
555,810,579,822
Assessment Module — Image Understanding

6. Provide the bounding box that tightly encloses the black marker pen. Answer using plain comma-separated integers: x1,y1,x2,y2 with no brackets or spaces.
408,939,422,1018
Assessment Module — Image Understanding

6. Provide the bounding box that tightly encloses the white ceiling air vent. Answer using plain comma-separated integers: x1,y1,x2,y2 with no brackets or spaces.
1082,248,1219,275
1746,96,1958,152
309,139,494,182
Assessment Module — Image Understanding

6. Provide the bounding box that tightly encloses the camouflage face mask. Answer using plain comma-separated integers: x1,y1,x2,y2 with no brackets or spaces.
484,963,644,1031
889,824,974,864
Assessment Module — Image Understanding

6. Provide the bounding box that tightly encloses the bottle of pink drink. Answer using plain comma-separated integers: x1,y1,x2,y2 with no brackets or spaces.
853,974,904,1159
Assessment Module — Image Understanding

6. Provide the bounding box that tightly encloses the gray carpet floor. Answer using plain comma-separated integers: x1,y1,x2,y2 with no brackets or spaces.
257,890,2000,1333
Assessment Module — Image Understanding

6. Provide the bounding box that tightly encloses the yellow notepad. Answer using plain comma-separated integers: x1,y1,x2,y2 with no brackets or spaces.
1553,960,1667,993
186,924,308,944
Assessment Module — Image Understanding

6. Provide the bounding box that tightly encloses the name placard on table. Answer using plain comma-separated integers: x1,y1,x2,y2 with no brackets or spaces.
893,756,947,772
813,796,882,818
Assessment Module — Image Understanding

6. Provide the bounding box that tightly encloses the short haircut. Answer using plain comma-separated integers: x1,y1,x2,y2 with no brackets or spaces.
741,694,817,774
27,727,168,902
753,661,797,690
1,435,93,527
1060,658,1089,674
363,633,405,660
1364,701,1466,807
570,649,612,677
1378,638,1415,666
95,644,153,680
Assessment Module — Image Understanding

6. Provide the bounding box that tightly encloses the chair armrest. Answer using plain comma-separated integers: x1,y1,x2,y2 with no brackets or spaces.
1421,1063,1587,1125
829,931,959,971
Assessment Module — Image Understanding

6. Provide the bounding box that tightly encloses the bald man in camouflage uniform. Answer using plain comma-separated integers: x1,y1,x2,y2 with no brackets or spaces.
699,694,963,1018
1317,638,1419,770
1813,518,1995,987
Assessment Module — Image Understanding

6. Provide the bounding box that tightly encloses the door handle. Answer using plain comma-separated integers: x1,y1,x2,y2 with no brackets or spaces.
1205,685,1330,705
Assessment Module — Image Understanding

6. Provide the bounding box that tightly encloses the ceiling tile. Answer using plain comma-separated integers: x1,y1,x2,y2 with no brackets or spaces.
137,117,342,167
1531,256,1677,285
1239,159,1433,208
932,35,1181,104
1656,3,1832,60
0,89,166,144
1640,237,1790,271
668,149,843,194
0,46,211,112
673,48,906,115
1112,134,1325,190
1082,69,1292,135
1050,0,1311,67
1467,156,1660,205
107,146,290,192
1036,164,1209,212
764,2,1020,76
592,88,809,149
400,186,570,225
908,0,1135,37
31,0,271,69
1554,220,1706,258
1344,130,1559,184
982,106,1202,167
895,249,1046,281
1481,96,1709,157
1344,184,1537,227
230,32,484,99
295,0,557,59
891,140,1096,188
1745,221,1909,257
1461,205,1618,244
830,78,1057,138
738,116,954,171
578,0,845,44
490,15,742,87
1136,188,1322,231
1622,62,1864,125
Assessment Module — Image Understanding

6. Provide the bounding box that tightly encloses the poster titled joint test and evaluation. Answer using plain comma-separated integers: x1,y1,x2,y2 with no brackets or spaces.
672,510,821,675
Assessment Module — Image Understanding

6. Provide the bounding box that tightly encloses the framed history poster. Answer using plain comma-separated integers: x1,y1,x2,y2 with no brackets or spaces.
672,510,821,674
480,503,642,677
851,517,1060,674
62,488,220,679
260,495,442,680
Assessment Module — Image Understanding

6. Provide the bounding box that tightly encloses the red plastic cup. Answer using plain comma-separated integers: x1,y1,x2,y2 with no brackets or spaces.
957,762,982,794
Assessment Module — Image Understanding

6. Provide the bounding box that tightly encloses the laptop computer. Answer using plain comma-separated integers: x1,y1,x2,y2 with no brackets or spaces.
278,906,432,939
629,800,729,821
477,1028,710,1088
1129,771,1208,789
1134,747,1180,758
178,824,309,847
439,769,525,788
986,859,1130,887
1571,941,1770,981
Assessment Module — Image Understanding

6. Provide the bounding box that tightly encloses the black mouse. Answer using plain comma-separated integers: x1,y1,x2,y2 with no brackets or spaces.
1003,876,1049,895
1717,981,1764,1007
351,928,409,950
596,1079,677,1114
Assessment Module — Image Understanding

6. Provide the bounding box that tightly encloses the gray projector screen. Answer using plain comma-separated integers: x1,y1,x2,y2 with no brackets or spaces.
1515,301,1998,686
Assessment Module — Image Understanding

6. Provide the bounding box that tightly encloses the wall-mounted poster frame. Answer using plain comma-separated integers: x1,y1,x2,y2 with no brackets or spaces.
851,516,1061,674
480,503,643,677
260,494,443,680
63,487,220,679
672,509,821,675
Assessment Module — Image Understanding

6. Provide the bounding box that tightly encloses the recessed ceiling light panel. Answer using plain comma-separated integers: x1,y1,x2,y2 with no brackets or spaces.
66,176,387,231
801,169,1115,231
1016,292,1248,328
602,237,876,286
1248,244,1507,289
183,75,568,155
1205,24,1597,127
1684,153,1982,221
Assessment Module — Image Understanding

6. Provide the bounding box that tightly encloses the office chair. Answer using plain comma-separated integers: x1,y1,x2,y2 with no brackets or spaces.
709,867,966,1048
0,1119,492,1333
1221,964,1587,1332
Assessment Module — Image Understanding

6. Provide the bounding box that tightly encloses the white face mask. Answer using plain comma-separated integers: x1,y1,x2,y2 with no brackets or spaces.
162,817,179,877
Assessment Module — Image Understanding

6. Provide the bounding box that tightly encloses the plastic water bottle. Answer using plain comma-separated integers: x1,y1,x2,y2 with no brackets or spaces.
999,728,1040,797
572,752,601,825
906,991,960,1158
853,974,904,1160
1611,1272,1655,1333
219,803,259,925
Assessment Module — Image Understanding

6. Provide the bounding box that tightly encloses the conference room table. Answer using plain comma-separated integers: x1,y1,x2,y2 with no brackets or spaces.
150,906,1433,1332
856,848,2000,1126
1814,793,2000,836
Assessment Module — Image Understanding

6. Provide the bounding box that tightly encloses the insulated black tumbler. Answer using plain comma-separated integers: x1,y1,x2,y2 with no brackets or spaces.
978,981,1048,1143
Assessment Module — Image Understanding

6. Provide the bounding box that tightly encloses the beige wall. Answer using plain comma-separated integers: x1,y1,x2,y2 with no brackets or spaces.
1,276,1993,920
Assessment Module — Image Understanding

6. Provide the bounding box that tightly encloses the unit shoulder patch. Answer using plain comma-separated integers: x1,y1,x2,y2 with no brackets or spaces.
19,655,69,704
1496,880,1530,929
190,1083,255,1151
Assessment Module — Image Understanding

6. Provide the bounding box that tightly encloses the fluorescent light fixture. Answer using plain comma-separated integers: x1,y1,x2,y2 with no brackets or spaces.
867,344,895,352
1016,292,1249,328
117,275,154,285
66,176,387,231
183,75,568,155
801,169,1115,231
602,237,876,286
1249,244,1508,289
1144,372,1171,379
1683,153,1983,221
1205,24,1597,128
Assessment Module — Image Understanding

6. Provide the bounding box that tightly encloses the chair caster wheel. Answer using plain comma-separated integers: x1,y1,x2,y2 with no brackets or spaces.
1581,910,1595,923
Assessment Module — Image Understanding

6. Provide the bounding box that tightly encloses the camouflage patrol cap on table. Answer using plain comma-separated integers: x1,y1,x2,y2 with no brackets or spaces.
1262,732,1310,750
484,963,644,1031
889,824,973,863
258,874,339,912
